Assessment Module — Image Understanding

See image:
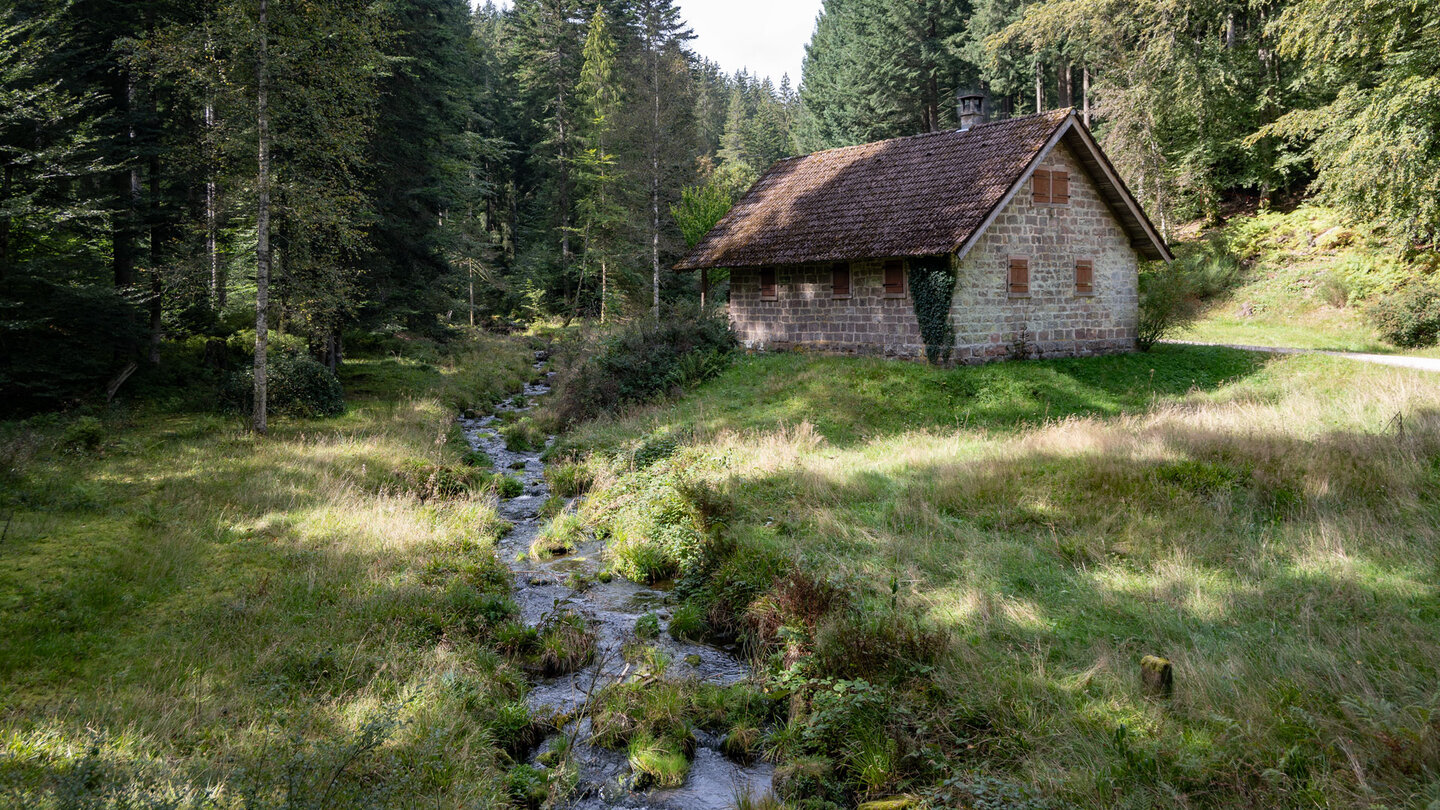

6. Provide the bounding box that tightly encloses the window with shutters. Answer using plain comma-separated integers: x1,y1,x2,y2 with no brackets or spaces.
1074,258,1094,295
883,260,907,298
1008,257,1030,297
1032,169,1051,204
759,268,777,301
1032,168,1070,206
831,262,851,299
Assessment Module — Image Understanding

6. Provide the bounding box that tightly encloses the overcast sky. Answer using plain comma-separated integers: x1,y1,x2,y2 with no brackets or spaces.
482,0,823,86
677,0,821,84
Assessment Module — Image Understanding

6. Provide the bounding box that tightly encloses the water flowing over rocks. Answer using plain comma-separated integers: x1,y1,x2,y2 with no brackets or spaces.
460,354,773,808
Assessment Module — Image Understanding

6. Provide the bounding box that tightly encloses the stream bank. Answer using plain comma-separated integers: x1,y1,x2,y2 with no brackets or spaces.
461,353,774,809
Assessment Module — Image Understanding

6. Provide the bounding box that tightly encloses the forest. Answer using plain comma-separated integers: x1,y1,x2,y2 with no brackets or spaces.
4,0,1440,808
2,0,1436,416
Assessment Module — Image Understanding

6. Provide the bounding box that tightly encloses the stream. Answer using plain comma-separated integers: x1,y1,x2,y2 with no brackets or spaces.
460,353,775,809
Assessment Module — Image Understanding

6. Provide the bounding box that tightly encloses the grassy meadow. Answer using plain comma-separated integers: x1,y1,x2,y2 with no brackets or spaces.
552,346,1440,807
0,333,548,807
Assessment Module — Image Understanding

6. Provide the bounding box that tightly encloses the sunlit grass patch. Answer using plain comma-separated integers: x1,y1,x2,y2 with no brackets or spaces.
0,331,535,806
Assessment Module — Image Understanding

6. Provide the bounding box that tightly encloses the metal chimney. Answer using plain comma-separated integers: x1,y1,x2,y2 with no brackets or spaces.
957,90,985,132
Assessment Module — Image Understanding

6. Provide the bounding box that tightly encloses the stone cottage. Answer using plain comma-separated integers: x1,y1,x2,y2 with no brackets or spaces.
674,104,1173,362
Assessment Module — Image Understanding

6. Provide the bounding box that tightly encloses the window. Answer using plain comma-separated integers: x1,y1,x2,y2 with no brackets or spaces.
759,267,777,301
1008,257,1030,297
1074,259,1094,295
831,262,851,299
883,260,907,298
1032,169,1070,205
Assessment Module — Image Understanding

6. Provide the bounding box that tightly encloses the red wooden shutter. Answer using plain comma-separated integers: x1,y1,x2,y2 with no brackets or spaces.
759,268,777,300
1052,170,1070,204
832,263,851,298
883,260,906,296
1032,169,1051,204
1075,259,1094,294
1008,258,1029,296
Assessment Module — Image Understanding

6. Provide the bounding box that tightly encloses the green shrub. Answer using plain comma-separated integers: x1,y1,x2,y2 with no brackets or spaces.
1173,233,1243,299
1137,262,1199,350
225,352,345,418
550,308,735,426
506,763,549,809
496,475,525,498
1315,270,1352,308
635,612,661,640
60,416,105,453
460,448,492,468
1368,283,1440,348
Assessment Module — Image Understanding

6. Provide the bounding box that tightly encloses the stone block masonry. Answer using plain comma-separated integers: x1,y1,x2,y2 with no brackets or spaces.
727,141,1140,363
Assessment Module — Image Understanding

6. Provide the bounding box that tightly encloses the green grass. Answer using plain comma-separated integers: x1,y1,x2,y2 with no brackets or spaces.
0,330,540,807
560,345,1440,808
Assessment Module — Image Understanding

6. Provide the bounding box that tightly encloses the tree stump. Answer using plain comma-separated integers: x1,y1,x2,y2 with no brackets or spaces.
1140,655,1173,698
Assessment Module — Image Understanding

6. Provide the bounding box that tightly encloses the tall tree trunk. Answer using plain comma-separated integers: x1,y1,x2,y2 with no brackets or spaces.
206,94,222,309
147,151,163,364
650,41,660,320
0,163,11,280
253,0,271,435
1034,59,1044,112
1058,61,1072,108
557,87,571,301
600,257,608,323
1082,66,1091,126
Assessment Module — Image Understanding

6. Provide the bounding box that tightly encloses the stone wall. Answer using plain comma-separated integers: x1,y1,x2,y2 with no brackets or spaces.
727,141,1141,362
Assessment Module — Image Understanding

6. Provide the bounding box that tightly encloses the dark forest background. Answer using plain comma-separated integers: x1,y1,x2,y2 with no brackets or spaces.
1,0,1435,414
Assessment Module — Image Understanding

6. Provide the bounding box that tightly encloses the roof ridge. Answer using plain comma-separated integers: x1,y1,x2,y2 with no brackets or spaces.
774,108,1074,164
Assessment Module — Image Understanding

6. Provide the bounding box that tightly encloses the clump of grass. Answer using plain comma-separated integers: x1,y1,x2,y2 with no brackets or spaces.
667,603,706,642
722,724,762,764
627,732,689,788
533,611,596,676
501,417,545,452
392,459,493,500
606,527,679,584
538,494,567,519
546,460,596,497
530,512,586,559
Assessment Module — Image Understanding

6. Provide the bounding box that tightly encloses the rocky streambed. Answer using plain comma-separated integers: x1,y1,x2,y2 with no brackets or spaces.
460,355,774,809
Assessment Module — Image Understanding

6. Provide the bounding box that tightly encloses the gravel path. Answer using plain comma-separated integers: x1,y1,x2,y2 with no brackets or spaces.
1166,340,1440,373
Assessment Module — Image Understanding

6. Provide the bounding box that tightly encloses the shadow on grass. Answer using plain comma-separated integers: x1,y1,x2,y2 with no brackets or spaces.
719,407,1440,804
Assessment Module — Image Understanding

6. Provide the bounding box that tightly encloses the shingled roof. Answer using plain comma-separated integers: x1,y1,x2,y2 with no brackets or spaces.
675,109,1172,270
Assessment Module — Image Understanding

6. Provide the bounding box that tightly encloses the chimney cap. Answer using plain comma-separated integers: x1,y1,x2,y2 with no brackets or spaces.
957,89,986,131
